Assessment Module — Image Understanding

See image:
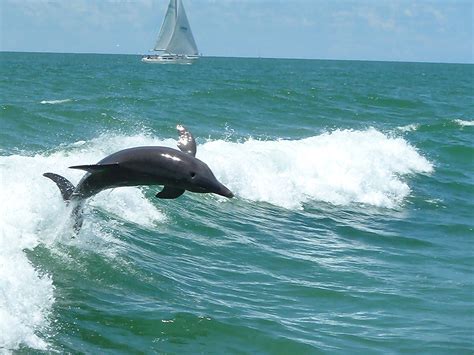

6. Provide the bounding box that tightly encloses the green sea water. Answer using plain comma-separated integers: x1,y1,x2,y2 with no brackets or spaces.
0,52,473,353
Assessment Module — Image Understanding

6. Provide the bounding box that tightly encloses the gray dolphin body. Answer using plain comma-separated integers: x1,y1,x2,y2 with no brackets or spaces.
44,125,233,232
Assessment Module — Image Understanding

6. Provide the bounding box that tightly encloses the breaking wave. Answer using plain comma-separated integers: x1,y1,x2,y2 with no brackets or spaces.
201,128,433,209
0,127,433,351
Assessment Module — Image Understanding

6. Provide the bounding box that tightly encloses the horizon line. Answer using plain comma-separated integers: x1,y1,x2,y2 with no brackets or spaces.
1,50,472,66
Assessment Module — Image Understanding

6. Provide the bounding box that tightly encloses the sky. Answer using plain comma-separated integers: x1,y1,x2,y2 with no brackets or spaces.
0,0,472,63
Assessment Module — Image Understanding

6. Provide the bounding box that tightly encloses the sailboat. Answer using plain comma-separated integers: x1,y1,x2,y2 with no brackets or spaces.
142,0,199,64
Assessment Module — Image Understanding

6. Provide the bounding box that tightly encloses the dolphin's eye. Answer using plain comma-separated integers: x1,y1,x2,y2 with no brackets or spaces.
190,172,196,178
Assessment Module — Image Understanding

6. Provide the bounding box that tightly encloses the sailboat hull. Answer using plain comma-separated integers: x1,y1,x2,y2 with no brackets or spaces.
141,55,198,65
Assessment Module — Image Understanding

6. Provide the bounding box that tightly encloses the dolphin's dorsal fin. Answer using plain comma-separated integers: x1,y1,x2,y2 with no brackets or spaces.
69,163,120,172
176,124,196,157
156,186,185,199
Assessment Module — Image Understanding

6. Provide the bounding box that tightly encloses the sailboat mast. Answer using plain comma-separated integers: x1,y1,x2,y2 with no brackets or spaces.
175,0,178,21
153,0,177,52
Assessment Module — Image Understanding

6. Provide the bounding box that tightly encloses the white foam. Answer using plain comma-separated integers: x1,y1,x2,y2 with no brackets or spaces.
40,99,72,105
0,245,53,351
0,155,57,351
199,128,433,209
397,123,419,132
453,119,474,127
91,188,167,228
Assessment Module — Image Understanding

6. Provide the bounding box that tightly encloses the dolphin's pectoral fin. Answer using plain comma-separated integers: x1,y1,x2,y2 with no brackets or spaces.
156,186,185,199
69,163,120,172
176,124,197,156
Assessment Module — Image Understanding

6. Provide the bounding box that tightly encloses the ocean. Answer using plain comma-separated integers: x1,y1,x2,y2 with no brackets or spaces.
0,52,473,353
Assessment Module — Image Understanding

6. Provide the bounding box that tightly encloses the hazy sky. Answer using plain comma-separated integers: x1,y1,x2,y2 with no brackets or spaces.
0,0,472,63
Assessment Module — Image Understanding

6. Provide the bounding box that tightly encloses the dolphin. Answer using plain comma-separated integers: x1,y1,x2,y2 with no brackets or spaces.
43,125,233,232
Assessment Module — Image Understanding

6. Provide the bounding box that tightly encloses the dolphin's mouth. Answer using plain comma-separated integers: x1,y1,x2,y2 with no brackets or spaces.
192,174,234,198
215,184,234,198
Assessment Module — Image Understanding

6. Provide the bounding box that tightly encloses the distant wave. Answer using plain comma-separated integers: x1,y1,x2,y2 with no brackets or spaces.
453,119,474,127
397,124,419,132
40,99,72,105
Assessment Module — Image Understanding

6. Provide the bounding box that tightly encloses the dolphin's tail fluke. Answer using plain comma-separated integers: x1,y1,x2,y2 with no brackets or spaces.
43,172,75,201
44,172,84,235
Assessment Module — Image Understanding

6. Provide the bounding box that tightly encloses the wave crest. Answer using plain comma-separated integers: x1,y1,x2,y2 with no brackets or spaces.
200,128,433,209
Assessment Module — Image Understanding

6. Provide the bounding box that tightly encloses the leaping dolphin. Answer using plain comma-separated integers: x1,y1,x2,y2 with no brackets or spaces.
44,125,233,232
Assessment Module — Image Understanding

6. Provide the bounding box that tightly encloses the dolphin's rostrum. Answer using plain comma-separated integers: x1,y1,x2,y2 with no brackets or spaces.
44,125,233,232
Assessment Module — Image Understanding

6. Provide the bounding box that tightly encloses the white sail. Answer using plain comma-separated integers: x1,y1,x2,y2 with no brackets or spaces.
143,0,199,64
165,0,199,55
153,0,177,51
